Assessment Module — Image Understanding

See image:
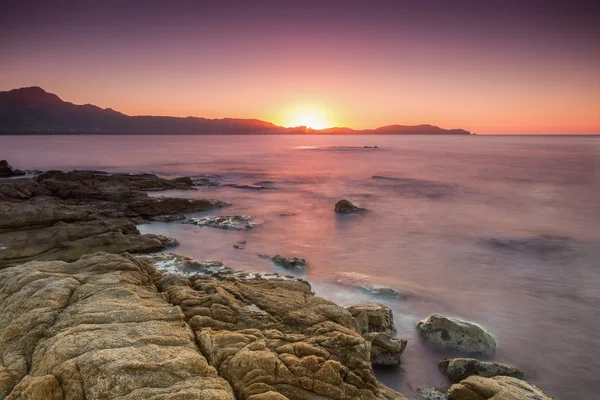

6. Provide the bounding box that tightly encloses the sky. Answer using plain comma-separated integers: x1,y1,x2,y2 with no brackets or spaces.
1,0,599,134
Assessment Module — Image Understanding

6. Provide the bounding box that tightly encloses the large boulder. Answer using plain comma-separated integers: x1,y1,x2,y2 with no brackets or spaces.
439,358,525,383
416,314,496,355
0,160,25,178
346,302,395,334
447,375,552,400
364,332,407,365
334,199,361,213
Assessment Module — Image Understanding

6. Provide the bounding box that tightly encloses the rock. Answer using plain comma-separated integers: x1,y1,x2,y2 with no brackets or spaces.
157,258,407,400
0,160,25,177
439,358,525,383
184,215,259,230
0,253,236,399
149,213,186,222
334,199,361,213
271,254,307,269
417,387,449,400
0,170,223,266
0,218,177,266
447,375,552,400
193,177,222,186
346,302,395,334
416,314,496,355
335,272,403,299
365,332,407,365
128,197,222,216
0,252,408,399
360,285,403,298
225,183,271,190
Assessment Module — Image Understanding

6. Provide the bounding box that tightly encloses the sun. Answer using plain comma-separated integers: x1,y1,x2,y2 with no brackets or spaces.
285,108,331,130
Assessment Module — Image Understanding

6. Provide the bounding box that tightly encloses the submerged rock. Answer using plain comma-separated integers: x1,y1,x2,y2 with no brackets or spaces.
416,314,496,355
148,213,186,222
417,387,449,400
439,357,525,383
225,183,271,190
193,177,222,186
335,272,403,299
334,199,361,213
271,254,307,269
448,376,552,400
184,215,259,230
0,160,25,177
365,332,407,366
347,302,395,334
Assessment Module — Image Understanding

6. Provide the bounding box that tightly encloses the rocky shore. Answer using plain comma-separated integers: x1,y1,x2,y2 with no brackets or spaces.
0,166,554,399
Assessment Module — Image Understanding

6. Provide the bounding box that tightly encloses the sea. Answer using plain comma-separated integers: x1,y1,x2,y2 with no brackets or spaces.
3,134,599,399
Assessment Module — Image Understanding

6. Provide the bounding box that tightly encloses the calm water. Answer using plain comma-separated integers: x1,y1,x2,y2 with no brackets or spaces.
3,135,600,399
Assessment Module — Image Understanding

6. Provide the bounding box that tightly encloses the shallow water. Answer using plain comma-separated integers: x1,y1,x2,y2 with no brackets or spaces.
3,134,600,399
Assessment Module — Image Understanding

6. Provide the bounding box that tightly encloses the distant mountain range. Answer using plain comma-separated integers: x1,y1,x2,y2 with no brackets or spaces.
0,87,471,135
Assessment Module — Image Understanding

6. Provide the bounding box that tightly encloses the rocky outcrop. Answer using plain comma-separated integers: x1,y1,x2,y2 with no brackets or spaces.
0,219,176,266
447,375,552,400
0,160,25,177
0,252,408,400
364,332,407,366
184,215,259,230
439,358,525,383
346,303,394,334
416,315,496,355
0,253,235,399
271,255,307,269
334,199,361,213
0,170,223,267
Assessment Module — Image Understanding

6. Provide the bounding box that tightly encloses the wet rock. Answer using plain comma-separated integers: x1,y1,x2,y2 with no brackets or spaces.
335,272,403,299
447,375,552,400
417,387,449,400
258,254,271,259
271,254,307,269
416,314,496,355
346,302,395,334
439,358,525,383
0,160,25,177
128,197,222,216
365,332,407,365
279,212,296,217
225,183,271,190
193,177,222,186
334,199,361,213
184,215,259,230
361,285,403,298
149,213,186,222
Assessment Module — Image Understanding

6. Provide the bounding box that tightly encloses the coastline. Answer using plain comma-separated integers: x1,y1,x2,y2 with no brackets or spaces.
0,168,554,399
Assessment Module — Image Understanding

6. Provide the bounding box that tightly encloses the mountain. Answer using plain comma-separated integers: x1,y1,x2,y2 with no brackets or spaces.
0,87,471,135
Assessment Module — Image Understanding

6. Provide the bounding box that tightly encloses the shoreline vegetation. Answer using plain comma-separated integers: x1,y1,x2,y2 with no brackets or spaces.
0,87,471,136
0,165,554,399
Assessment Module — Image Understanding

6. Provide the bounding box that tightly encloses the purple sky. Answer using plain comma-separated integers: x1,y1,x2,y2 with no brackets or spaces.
2,0,599,133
